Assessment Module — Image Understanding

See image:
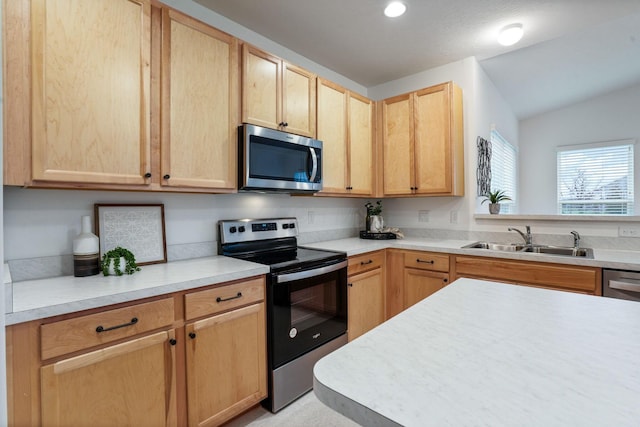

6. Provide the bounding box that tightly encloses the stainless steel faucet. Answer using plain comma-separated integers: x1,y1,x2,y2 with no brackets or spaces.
570,231,580,249
508,226,532,246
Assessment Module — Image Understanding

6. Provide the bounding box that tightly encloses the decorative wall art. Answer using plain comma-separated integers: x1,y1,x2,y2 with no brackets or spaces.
94,204,167,265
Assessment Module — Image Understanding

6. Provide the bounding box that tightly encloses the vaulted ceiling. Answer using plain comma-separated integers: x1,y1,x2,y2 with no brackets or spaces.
194,0,640,118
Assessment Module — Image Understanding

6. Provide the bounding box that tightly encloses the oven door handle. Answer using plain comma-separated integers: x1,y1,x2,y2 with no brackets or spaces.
275,260,347,284
609,279,640,293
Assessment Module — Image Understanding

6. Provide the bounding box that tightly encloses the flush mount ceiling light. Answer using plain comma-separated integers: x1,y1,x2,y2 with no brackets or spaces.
498,23,524,46
384,1,406,18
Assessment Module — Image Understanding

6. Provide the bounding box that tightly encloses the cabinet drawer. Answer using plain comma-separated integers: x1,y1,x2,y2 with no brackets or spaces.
348,251,384,276
185,277,265,320
41,297,175,360
404,251,449,272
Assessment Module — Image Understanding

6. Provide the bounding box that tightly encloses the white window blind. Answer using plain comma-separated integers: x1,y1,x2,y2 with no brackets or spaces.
557,140,634,215
490,129,517,214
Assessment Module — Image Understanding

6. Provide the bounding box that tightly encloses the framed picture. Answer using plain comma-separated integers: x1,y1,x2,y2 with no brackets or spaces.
94,204,167,265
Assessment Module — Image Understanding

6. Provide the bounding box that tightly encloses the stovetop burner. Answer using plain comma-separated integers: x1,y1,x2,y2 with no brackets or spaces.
218,218,346,272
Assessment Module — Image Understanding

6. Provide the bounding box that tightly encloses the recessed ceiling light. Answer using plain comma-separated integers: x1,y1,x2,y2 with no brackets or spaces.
498,23,524,46
384,1,406,18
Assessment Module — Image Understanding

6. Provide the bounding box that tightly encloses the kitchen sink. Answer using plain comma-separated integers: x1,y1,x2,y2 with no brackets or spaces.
463,242,593,258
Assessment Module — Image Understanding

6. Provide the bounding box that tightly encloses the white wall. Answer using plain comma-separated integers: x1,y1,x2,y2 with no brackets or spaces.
3,187,364,261
519,84,640,214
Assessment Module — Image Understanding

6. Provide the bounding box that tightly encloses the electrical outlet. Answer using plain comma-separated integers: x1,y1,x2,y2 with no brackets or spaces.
418,210,430,223
619,226,640,237
450,211,458,224
308,211,315,224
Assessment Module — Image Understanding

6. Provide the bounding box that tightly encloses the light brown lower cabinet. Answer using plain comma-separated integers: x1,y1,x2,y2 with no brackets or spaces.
347,251,385,341
453,255,602,295
402,251,450,309
41,330,177,427
6,276,267,427
185,302,267,427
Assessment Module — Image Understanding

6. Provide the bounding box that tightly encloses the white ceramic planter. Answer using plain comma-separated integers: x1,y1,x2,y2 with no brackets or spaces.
107,257,127,275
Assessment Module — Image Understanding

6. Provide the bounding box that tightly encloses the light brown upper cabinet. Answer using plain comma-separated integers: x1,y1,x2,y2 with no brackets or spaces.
242,44,317,137
160,8,238,190
381,81,464,196
28,0,152,186
317,79,375,196
4,1,239,193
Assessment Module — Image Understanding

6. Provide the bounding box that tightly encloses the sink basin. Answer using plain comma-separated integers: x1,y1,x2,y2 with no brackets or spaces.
522,245,593,258
463,242,525,252
463,242,593,258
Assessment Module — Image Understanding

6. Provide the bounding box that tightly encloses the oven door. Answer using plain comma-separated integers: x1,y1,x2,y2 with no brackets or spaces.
269,260,347,368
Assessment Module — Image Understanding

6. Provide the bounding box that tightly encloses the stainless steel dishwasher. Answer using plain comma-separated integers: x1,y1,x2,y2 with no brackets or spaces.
603,269,640,302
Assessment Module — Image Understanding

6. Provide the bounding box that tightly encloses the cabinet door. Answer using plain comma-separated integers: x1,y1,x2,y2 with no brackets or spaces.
348,92,374,195
283,63,316,137
414,83,451,194
161,10,238,190
41,330,177,427
31,0,151,185
242,45,281,130
403,268,449,309
382,93,414,195
317,79,348,193
185,303,267,427
348,268,385,341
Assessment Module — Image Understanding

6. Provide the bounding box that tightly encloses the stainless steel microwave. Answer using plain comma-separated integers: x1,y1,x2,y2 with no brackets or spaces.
238,124,323,193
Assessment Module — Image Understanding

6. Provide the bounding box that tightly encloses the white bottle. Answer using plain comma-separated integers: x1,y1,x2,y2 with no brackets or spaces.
73,215,100,277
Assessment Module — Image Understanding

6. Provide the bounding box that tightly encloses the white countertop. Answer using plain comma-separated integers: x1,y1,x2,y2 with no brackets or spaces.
313,278,640,427
6,256,268,325
304,237,640,270
7,236,640,326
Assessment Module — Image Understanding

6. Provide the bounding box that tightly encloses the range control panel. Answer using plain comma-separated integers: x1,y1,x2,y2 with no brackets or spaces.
219,217,298,244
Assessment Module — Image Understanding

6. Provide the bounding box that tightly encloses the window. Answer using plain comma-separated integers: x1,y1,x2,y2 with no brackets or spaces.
490,129,518,214
557,140,634,215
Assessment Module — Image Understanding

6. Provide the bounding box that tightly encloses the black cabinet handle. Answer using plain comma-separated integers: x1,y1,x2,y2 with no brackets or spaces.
443,278,448,283
169,338,177,346
216,292,242,303
360,260,373,266
96,317,138,333
347,283,353,287
144,172,151,178
163,174,170,180
283,122,288,127
189,332,196,339
417,259,434,264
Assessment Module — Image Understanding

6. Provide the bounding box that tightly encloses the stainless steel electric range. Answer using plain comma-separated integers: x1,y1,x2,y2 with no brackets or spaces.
218,217,348,412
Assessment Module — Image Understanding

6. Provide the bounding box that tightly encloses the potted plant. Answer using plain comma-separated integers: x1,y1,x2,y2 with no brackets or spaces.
481,190,512,214
365,200,384,232
101,246,141,276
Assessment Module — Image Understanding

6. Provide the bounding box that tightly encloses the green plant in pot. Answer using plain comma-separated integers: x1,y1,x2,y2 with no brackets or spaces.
365,200,384,232
101,246,141,276
481,190,512,214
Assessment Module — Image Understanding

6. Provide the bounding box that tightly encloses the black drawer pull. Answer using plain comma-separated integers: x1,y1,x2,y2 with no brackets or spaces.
96,317,138,333
360,260,373,265
216,292,242,303
417,259,434,264
169,338,177,346
189,332,196,339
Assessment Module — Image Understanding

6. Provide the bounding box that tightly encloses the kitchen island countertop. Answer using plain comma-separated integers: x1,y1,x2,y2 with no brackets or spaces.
313,278,640,426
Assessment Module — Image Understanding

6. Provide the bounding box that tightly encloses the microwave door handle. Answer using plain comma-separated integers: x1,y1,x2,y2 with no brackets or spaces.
308,147,318,182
